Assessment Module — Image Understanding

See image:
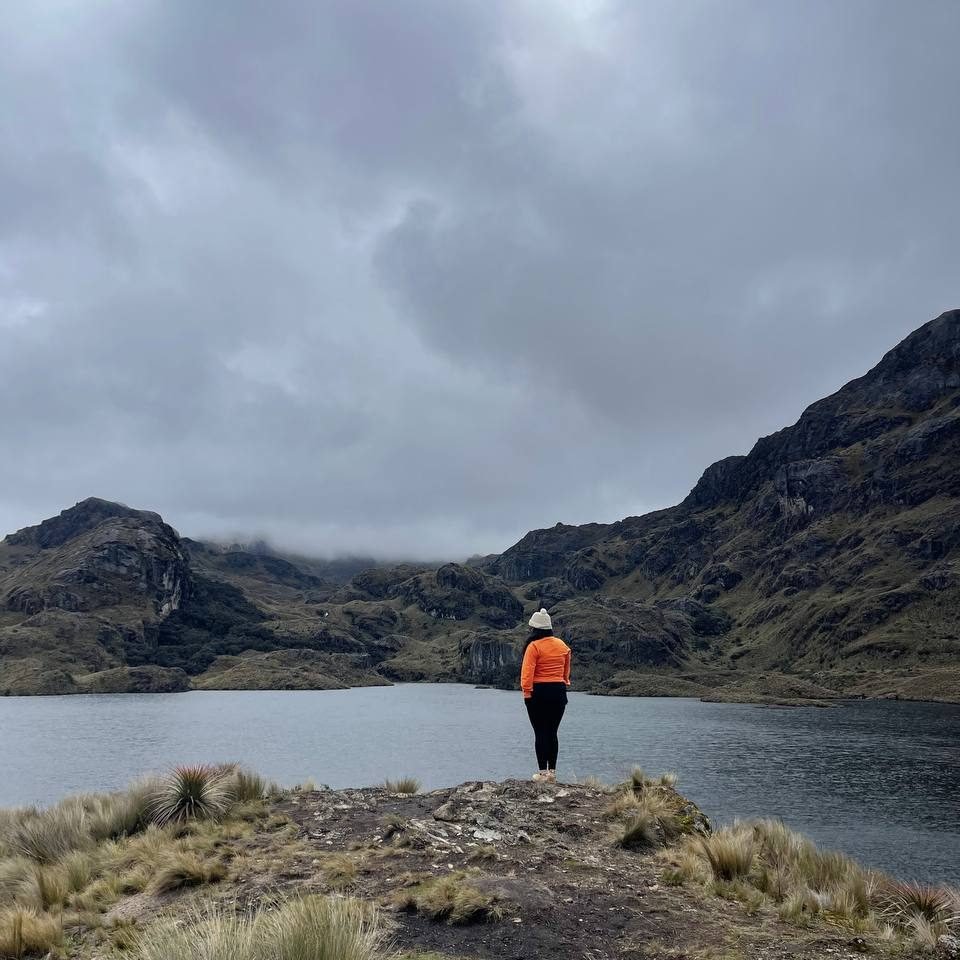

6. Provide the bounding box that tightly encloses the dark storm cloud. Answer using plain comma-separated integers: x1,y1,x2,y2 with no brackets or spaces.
1,0,958,557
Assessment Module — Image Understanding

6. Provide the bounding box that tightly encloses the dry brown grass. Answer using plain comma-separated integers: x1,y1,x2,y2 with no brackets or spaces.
392,873,503,925
676,818,960,949
381,778,421,795
132,895,381,960
320,854,358,891
0,906,62,958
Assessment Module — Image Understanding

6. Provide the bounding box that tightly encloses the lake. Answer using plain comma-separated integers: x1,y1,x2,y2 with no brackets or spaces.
1,684,957,884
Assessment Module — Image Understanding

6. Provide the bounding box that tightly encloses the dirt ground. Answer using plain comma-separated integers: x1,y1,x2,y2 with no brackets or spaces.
264,779,885,960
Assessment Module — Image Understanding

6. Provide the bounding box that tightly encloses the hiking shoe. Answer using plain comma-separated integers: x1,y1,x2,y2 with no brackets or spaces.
545,770,557,782
531,771,548,782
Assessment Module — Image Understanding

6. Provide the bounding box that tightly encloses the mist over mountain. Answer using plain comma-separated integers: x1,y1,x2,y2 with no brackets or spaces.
2,310,958,702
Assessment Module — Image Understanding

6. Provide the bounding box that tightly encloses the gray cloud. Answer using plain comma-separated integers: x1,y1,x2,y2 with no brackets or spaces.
2,0,958,557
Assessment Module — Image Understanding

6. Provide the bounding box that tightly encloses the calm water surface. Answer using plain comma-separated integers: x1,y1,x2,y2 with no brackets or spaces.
1,685,957,884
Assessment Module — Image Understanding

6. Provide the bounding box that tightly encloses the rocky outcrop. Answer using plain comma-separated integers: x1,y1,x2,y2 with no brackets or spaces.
459,631,522,685
390,564,522,628
2,508,189,618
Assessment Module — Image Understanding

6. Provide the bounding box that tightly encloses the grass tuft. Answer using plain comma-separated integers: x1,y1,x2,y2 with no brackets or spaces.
149,851,226,895
381,778,421,795
616,813,659,851
0,907,62,958
319,855,358,891
392,873,502,925
698,829,755,881
133,895,380,960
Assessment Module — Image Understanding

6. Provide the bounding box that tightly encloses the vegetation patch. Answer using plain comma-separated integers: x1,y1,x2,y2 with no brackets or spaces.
391,872,504,925
659,818,960,949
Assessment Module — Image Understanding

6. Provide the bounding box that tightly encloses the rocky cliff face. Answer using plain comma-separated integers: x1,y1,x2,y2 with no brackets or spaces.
3,310,960,700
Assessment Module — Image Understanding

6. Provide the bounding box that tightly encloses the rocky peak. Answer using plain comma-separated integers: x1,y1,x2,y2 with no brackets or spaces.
684,309,960,511
5,497,169,549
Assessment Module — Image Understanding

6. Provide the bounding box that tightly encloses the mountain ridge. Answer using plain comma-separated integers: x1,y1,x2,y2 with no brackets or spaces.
2,309,959,701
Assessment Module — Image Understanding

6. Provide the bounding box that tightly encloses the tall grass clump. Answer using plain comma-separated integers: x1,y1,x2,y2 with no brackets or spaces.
675,817,960,949
148,766,231,827
698,828,756,881
381,778,421,795
221,766,268,804
8,803,92,864
149,851,227,895
605,773,686,850
260,895,381,959
0,907,62,958
133,896,381,960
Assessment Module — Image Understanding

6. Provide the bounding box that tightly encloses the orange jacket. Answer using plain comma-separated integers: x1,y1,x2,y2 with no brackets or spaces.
520,635,571,698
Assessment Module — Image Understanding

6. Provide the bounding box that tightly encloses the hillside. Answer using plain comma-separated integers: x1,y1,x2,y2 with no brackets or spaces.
0,768,955,959
2,309,960,701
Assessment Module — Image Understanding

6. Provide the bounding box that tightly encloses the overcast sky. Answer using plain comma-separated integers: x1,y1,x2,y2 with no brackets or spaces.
2,0,958,558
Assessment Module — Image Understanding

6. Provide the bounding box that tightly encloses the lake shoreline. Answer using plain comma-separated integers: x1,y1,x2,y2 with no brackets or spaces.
3,675,958,708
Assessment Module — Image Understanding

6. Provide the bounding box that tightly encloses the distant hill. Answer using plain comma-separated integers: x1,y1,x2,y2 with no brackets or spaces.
2,310,959,702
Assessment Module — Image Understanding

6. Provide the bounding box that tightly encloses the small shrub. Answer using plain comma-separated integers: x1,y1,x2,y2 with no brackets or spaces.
609,789,681,849
149,852,226,894
89,785,156,840
148,766,231,827
660,849,709,887
0,907,62,958
603,792,641,820
698,829,755,881
382,778,421,795
658,772,679,788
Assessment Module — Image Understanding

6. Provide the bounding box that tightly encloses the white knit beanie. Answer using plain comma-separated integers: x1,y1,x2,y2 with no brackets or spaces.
528,608,552,630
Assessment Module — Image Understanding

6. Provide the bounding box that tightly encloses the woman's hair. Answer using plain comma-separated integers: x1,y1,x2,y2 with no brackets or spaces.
524,626,554,651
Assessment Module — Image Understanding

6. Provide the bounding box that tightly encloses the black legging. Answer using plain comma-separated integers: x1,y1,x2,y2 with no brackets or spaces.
525,686,567,770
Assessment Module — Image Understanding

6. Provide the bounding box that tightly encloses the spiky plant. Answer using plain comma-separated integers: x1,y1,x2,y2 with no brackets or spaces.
148,766,231,827
879,880,958,923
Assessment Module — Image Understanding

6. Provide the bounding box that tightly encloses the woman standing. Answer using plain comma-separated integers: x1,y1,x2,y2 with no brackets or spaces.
520,608,571,782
